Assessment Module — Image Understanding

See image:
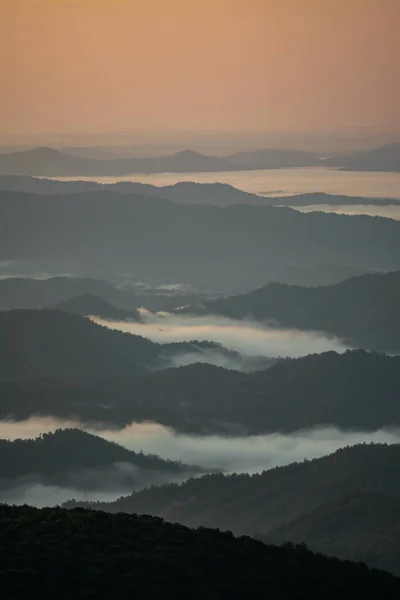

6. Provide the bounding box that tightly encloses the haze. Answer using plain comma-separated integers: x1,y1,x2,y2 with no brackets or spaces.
1,0,399,139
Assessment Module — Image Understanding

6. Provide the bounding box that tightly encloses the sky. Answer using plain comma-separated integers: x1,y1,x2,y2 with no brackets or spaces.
1,0,399,138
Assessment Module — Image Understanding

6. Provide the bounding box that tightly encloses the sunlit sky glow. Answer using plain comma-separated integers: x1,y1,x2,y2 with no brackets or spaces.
1,0,399,136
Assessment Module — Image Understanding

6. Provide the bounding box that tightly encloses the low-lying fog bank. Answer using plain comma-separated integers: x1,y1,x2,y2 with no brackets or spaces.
290,203,400,220
1,417,399,508
91,312,349,366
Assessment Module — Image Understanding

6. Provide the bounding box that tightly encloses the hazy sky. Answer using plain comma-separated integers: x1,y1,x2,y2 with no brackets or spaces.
1,0,399,137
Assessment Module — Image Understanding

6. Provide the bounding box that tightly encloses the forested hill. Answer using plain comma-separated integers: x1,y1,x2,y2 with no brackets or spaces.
65,443,400,537
0,428,198,480
2,190,399,288
180,270,400,352
1,350,399,433
0,309,231,377
264,492,400,576
1,505,399,599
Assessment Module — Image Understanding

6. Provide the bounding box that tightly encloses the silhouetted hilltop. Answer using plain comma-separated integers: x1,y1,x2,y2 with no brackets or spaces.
0,429,201,482
2,190,399,289
180,271,400,351
324,143,400,172
1,351,399,433
264,492,400,575
3,505,399,599
0,146,236,176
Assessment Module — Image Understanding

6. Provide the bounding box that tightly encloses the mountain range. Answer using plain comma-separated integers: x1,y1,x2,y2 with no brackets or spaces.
0,309,240,378
65,442,400,576
0,143,398,175
1,326,399,433
179,270,400,352
2,190,399,289
1,175,399,208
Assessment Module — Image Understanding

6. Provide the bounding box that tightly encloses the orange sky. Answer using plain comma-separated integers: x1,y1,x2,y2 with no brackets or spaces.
0,0,399,137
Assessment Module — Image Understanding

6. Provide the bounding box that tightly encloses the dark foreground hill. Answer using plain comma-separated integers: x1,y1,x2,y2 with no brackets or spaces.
1,351,399,433
65,443,400,576
2,190,399,288
1,505,399,599
181,271,400,352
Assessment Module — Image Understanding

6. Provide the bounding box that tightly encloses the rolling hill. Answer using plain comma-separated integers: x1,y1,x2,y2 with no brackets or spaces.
1,350,399,433
180,271,400,352
0,428,201,494
0,309,234,377
64,442,400,576
264,492,400,575
2,505,399,599
2,190,399,289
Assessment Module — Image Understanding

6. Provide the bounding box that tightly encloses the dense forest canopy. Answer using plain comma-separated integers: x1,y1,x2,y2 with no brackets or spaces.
1,505,399,599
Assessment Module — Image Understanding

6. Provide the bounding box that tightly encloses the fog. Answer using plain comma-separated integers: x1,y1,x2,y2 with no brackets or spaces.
0,463,192,509
91,312,349,365
2,417,400,507
56,167,400,200
291,203,400,221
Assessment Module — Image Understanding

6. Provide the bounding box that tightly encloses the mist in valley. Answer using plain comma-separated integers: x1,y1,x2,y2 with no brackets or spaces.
2,417,400,508
91,311,349,368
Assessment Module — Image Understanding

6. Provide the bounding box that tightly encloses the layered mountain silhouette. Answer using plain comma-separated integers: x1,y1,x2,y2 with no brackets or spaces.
0,428,202,494
0,147,236,176
264,491,400,576
179,271,400,352
2,191,399,289
65,442,400,576
1,349,399,433
0,143,398,176
1,175,399,208
324,142,400,172
0,309,236,378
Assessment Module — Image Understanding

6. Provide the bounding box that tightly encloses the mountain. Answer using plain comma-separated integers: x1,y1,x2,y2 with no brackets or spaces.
2,176,399,209
264,492,400,576
65,444,400,556
0,428,201,494
1,351,399,433
3,506,399,600
272,264,370,286
180,271,400,352
51,293,141,320
264,191,400,207
227,148,319,169
0,276,213,313
324,143,400,172
2,190,399,289
0,147,236,176
0,276,133,311
0,309,227,378
0,143,398,176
